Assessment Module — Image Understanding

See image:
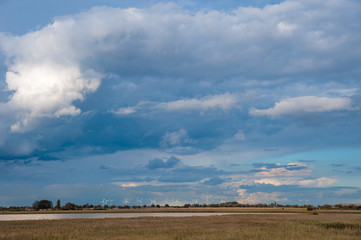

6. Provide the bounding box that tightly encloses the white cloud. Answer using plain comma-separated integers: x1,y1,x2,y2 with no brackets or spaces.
327,88,359,97
157,93,239,112
254,177,337,188
254,162,311,178
250,96,353,118
112,107,136,115
277,22,297,35
1,0,360,130
255,178,297,186
119,183,139,188
237,189,287,204
299,177,337,187
112,93,240,115
112,181,199,188
234,130,246,141
333,188,358,195
160,128,196,148
1,33,101,131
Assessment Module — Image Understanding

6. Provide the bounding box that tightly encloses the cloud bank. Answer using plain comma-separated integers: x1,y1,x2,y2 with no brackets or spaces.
1,0,360,131
0,0,361,205
250,96,354,118
157,93,239,112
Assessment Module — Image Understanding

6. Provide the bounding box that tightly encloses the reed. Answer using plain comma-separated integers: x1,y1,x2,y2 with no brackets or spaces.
0,212,360,239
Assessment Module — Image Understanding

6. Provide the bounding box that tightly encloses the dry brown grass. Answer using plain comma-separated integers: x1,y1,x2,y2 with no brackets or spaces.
0,212,360,239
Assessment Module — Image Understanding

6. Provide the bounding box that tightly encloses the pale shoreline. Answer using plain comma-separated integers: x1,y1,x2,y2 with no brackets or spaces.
0,212,298,221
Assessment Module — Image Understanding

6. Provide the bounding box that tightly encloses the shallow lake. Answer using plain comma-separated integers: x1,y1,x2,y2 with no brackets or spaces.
0,212,251,221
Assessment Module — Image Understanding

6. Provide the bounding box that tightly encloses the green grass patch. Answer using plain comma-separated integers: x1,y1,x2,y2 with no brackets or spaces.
318,222,361,230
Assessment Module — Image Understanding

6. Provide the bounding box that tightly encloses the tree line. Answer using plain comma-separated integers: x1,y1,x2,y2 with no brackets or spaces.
1,199,360,211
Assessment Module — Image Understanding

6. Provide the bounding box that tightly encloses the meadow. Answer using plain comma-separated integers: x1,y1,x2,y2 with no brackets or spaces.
0,211,360,240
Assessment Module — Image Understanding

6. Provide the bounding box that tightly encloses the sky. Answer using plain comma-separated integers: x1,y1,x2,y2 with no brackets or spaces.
0,0,360,207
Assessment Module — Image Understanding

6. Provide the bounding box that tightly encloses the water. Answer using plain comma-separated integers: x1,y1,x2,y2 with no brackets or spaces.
0,212,246,221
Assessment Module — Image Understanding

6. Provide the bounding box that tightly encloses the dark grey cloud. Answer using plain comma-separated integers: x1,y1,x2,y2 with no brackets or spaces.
204,177,226,186
146,156,180,169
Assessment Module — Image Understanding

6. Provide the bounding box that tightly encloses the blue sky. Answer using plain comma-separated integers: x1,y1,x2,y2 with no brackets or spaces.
0,0,360,207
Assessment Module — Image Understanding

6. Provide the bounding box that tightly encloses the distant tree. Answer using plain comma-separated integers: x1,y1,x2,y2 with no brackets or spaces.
321,204,332,210
62,202,76,210
348,204,357,210
32,200,53,210
306,205,314,211
56,199,61,209
165,203,169,208
32,201,40,210
94,205,103,210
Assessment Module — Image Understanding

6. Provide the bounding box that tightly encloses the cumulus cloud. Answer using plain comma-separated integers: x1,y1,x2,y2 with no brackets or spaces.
250,96,354,118
299,177,337,187
157,93,239,112
237,189,287,204
252,162,337,188
112,107,136,115
0,0,361,205
251,162,316,187
0,27,102,131
1,0,360,131
254,162,311,178
160,128,196,148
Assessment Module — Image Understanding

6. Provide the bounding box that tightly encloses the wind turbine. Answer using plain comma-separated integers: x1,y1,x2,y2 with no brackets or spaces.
149,199,156,205
136,198,142,206
123,198,129,205
101,198,108,207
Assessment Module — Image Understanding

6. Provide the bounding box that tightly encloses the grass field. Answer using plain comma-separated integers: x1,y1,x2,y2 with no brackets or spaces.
0,212,360,240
